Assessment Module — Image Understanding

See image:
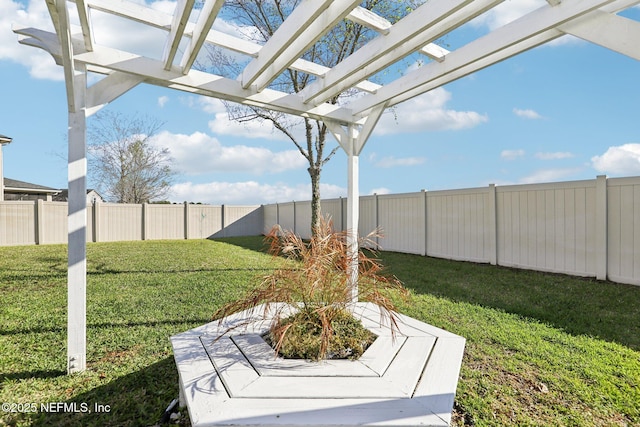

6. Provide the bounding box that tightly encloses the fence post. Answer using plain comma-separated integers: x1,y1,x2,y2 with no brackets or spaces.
595,175,608,280
142,203,148,241
292,201,297,235
184,202,189,240
420,190,426,256
221,204,226,238
488,184,498,265
338,197,343,231
92,200,100,242
36,199,44,245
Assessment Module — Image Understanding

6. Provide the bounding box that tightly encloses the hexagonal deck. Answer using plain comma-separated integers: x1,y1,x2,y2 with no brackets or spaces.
171,303,465,426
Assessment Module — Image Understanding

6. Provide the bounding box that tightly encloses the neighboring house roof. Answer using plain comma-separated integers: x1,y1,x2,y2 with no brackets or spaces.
53,189,104,202
3,178,60,195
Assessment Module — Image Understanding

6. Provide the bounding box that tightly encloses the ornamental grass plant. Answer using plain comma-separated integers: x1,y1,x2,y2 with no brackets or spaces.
212,217,408,360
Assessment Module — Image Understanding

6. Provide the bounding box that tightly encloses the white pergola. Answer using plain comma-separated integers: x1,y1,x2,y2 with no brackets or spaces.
13,0,640,373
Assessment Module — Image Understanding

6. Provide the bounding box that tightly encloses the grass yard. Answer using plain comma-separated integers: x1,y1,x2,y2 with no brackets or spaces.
0,237,638,426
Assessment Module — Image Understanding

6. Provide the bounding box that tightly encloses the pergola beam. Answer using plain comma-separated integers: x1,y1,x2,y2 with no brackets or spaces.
348,0,636,116
76,43,356,124
560,11,640,60
47,0,77,113
163,0,195,71
347,6,450,62
81,0,381,94
74,0,92,51
179,0,224,73
240,0,361,91
347,6,392,34
86,71,144,115
300,0,502,105
14,26,358,125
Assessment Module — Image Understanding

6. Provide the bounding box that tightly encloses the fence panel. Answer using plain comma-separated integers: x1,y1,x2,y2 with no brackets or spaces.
358,195,377,246
607,177,640,285
187,205,222,239
217,206,263,237
145,204,185,240
98,203,143,242
377,192,425,255
40,201,68,244
320,198,344,231
277,202,295,233
294,201,312,239
0,201,36,246
427,187,493,263
496,180,598,276
263,204,278,234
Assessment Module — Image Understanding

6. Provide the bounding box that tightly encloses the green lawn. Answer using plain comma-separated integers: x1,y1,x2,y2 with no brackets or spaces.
0,238,638,426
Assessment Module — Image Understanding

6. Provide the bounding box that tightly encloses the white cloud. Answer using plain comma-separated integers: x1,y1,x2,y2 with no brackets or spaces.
592,144,640,175
152,130,307,175
374,88,488,135
1,0,62,80
472,0,579,46
501,149,526,160
1,0,179,80
90,7,168,59
473,1,547,30
373,156,425,168
535,152,574,160
199,97,226,114
202,98,303,141
513,108,543,120
519,167,584,184
369,187,391,195
158,96,169,107
169,181,346,205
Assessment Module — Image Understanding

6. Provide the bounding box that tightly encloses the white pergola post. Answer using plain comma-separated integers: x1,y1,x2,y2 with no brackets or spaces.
346,137,359,302
328,106,385,302
67,69,88,373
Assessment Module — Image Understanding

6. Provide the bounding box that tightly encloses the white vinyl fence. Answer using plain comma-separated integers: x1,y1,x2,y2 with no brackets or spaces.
263,176,640,287
2,176,638,286
0,201,263,246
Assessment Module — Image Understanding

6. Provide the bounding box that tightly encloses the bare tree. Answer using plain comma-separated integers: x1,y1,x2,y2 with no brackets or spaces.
88,111,175,203
206,0,415,234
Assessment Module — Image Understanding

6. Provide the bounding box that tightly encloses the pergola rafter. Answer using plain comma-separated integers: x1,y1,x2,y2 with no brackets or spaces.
163,0,196,70
240,0,361,91
349,0,640,116
299,0,501,106
12,0,640,373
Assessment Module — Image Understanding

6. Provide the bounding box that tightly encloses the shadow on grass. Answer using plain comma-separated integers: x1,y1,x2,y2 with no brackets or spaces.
25,357,179,427
379,251,640,351
210,235,269,253
0,370,66,382
0,318,213,336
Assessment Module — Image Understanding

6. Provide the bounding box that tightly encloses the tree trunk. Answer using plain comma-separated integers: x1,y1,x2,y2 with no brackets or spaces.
309,165,321,235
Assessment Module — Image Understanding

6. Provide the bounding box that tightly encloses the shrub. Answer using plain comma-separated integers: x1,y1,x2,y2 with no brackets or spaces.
213,216,408,360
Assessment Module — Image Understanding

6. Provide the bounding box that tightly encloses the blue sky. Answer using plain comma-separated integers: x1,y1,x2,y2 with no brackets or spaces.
1,0,639,205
